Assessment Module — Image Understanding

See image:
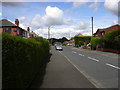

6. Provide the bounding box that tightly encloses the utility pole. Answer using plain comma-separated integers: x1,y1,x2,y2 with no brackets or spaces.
91,16,94,50
92,16,93,39
48,26,50,39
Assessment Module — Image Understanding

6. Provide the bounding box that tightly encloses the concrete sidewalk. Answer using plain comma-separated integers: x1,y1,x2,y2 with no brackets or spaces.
40,47,96,88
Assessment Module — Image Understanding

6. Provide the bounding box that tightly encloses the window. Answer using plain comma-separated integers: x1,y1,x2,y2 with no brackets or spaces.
4,27,11,34
101,32,105,36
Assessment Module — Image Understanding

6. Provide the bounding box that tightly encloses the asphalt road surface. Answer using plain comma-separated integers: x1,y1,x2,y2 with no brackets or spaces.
41,46,119,88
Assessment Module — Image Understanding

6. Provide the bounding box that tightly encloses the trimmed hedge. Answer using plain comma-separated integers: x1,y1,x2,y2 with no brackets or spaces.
100,30,120,50
90,37,100,50
103,30,120,50
74,36,91,47
2,33,49,88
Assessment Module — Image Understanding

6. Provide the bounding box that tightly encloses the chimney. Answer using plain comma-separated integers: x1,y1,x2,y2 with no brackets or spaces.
27,27,30,32
15,19,19,26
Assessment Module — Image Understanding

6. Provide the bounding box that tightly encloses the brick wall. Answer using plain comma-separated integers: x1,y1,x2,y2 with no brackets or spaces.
105,25,120,34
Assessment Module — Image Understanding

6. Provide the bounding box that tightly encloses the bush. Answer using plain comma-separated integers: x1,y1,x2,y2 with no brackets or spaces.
2,33,49,88
74,36,91,47
102,30,120,50
90,37,100,50
62,43,67,46
78,41,84,46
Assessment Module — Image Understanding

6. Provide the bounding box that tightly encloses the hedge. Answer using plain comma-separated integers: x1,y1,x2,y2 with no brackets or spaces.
101,30,120,50
2,33,50,89
74,36,91,47
90,37,100,50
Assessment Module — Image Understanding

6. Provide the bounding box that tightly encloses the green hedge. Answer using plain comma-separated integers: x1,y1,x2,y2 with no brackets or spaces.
74,36,91,47
90,37,100,50
100,30,120,50
2,33,49,88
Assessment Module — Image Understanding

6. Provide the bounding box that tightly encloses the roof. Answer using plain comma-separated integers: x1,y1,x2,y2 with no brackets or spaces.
94,24,120,35
75,33,83,37
0,19,17,27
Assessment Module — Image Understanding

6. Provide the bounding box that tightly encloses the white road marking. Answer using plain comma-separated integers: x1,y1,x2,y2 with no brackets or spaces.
106,63,120,70
59,51,102,88
78,54,85,56
88,57,99,62
72,51,77,53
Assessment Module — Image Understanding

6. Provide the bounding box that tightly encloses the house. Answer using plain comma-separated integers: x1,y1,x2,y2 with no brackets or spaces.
29,31,38,39
0,19,21,36
75,33,83,37
0,19,33,39
94,24,120,38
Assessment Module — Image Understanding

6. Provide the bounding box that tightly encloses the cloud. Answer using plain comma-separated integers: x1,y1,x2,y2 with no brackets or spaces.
0,12,2,17
42,6,65,26
30,6,72,29
34,21,95,39
18,17,26,21
88,0,99,11
73,21,90,30
112,20,118,25
30,14,44,29
67,0,90,8
104,0,120,16
19,23,29,30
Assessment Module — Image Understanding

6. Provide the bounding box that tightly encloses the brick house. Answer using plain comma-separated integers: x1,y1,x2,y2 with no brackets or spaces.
94,24,120,38
0,19,31,38
29,31,38,39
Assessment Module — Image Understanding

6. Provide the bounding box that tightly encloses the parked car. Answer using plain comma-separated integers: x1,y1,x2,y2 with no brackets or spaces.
55,45,63,51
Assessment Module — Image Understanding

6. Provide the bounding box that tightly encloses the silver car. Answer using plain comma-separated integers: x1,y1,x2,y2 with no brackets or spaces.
55,45,63,51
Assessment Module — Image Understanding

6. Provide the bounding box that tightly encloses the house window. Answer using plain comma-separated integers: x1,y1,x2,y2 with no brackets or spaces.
101,32,105,36
4,27,11,34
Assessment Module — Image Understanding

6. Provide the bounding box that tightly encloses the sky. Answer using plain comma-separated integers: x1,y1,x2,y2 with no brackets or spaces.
0,0,119,39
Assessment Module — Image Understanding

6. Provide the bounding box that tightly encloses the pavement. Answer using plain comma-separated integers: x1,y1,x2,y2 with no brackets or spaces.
40,46,96,88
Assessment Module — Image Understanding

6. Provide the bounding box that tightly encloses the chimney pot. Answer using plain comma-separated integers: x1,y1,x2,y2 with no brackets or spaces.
15,19,19,26
27,27,30,32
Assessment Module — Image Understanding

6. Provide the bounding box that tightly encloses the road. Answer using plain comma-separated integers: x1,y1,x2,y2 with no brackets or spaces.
41,46,119,88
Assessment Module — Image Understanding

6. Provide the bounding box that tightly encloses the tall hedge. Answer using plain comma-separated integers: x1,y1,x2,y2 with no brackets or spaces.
101,30,120,50
2,33,49,88
90,37,100,50
74,36,91,47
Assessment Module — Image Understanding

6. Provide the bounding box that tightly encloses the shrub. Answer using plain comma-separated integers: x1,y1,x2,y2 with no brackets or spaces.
102,30,120,50
90,37,100,50
2,33,49,88
74,36,91,47
78,41,84,46
62,43,67,46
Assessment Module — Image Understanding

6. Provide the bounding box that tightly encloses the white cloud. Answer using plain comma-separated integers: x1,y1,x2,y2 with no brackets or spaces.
19,23,29,30
88,0,99,11
112,20,118,25
67,0,90,8
34,21,97,39
30,6,72,29
73,21,90,30
42,6,65,26
30,14,44,29
18,17,26,21
104,0,120,16
0,12,2,17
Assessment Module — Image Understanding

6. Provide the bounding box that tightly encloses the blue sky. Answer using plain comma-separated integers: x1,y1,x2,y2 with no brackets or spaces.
1,1,118,39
